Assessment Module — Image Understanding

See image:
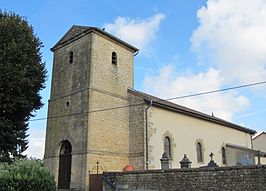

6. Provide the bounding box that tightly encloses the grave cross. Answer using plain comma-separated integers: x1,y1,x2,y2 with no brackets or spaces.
207,152,219,167
209,152,214,161
96,161,100,174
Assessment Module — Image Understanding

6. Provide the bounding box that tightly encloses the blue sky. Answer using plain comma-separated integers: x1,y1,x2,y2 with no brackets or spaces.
2,0,266,158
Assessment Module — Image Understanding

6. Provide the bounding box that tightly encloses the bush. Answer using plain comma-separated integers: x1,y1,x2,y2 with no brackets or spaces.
0,159,56,191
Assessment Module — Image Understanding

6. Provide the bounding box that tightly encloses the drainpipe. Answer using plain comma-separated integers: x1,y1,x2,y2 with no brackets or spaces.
145,99,152,170
250,133,254,149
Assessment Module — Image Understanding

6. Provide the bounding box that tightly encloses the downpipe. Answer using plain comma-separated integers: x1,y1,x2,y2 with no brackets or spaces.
145,99,152,170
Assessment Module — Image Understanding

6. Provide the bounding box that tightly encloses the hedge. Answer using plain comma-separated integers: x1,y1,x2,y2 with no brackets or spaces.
0,159,56,191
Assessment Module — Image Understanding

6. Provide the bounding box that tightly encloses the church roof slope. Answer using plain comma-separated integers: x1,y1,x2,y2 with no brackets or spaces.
128,88,256,135
51,25,139,52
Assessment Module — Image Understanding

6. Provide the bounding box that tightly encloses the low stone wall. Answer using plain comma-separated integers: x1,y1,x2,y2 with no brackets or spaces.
103,165,266,191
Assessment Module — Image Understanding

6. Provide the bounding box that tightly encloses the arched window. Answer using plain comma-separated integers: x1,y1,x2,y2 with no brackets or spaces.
196,142,203,162
58,140,72,189
112,51,117,65
69,51,73,64
222,147,226,165
164,136,171,158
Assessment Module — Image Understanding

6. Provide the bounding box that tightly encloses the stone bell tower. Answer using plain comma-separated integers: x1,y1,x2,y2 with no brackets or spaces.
44,25,138,190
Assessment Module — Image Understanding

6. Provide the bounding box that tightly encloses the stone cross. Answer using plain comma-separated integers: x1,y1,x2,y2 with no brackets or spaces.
96,161,100,174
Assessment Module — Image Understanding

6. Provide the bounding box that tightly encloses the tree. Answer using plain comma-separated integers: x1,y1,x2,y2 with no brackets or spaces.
0,11,47,162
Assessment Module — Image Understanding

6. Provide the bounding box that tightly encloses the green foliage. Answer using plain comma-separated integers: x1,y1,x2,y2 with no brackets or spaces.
0,159,56,191
0,11,47,162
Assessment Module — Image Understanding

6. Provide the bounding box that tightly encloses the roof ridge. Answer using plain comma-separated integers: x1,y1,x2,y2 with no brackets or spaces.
72,25,92,28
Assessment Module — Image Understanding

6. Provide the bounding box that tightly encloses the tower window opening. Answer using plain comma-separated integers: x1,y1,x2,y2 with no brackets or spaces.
69,51,74,64
112,52,117,65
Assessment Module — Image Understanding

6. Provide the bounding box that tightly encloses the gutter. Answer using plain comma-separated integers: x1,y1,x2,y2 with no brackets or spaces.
134,50,139,57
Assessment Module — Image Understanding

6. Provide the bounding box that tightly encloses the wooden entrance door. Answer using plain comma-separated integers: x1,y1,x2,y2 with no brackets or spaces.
89,174,103,191
58,140,72,189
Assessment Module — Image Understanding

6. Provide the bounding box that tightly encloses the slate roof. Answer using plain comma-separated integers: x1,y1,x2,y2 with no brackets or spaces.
51,25,139,52
226,143,266,156
128,88,256,134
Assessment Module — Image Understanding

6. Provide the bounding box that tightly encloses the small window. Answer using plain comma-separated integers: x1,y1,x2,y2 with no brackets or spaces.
112,52,117,65
164,136,171,158
69,51,73,64
197,142,203,162
222,147,226,165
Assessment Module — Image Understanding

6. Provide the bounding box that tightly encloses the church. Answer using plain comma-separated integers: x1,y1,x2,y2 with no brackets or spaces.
44,25,257,190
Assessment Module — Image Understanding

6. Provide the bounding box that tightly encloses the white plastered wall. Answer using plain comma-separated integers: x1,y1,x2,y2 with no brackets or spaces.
148,106,253,169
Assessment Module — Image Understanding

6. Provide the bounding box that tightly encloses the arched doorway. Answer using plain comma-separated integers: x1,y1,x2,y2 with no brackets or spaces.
58,140,72,189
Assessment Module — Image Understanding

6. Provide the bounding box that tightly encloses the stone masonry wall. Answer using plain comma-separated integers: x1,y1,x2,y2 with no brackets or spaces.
128,93,145,170
44,34,92,190
103,165,266,191
86,31,135,175
45,28,137,191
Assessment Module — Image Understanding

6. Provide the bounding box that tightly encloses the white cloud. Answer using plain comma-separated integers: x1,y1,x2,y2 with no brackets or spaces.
104,13,165,54
141,0,266,122
143,65,250,121
23,129,45,159
191,0,266,84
